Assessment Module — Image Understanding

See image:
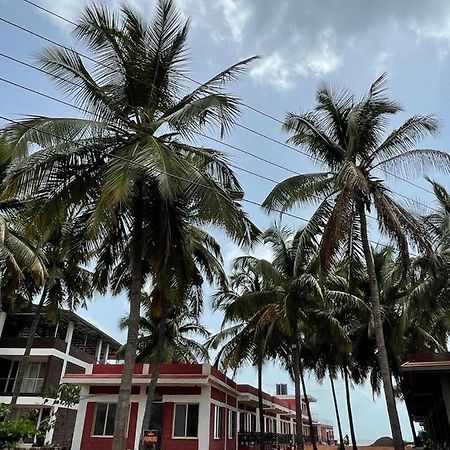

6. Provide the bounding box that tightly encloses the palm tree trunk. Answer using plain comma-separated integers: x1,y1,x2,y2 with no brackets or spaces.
358,204,404,450
343,367,357,450
291,342,304,450
299,361,317,450
257,354,265,450
329,371,345,450
138,296,169,450
112,198,144,450
11,286,47,408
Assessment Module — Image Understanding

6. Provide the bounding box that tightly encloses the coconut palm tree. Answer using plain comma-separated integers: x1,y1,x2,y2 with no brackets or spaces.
10,212,93,407
210,256,276,450
215,225,329,450
3,2,258,448
263,74,450,450
0,136,45,307
119,300,210,364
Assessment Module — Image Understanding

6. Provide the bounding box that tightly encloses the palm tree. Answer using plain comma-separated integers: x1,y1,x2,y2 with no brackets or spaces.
263,74,450,450
210,257,275,450
215,226,328,450
0,136,45,307
10,212,93,407
3,2,258,449
119,300,210,364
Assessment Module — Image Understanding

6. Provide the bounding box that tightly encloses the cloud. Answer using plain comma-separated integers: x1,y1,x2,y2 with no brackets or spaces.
34,0,450,90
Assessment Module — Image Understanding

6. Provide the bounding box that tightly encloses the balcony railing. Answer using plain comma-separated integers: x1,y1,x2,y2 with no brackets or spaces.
238,432,294,447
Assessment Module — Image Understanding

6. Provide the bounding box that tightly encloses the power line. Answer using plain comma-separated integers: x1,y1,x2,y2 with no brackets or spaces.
0,49,442,218
0,113,406,255
5,6,441,201
0,72,382,226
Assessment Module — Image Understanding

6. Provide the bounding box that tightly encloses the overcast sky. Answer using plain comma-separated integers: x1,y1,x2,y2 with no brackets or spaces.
2,0,450,444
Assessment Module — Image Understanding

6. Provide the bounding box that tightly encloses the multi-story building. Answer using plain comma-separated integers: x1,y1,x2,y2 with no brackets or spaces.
64,362,334,450
0,302,120,448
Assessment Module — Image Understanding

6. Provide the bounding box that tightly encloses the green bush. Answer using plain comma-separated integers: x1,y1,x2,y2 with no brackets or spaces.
0,403,39,450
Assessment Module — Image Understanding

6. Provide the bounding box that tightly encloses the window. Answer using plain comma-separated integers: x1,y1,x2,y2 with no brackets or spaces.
92,403,117,436
0,360,18,393
228,410,236,439
248,414,256,432
213,406,224,439
20,363,45,394
173,404,199,438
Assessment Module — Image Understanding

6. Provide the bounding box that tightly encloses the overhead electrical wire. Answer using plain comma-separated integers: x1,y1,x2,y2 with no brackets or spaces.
1,7,441,202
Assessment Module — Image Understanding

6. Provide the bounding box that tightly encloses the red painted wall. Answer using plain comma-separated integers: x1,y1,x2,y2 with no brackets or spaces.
211,386,226,403
89,386,140,395
226,394,237,407
153,386,201,396
159,364,203,374
161,402,198,450
92,364,144,374
80,402,138,450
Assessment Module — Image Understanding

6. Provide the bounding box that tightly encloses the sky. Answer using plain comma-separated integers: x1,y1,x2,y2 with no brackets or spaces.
2,0,450,444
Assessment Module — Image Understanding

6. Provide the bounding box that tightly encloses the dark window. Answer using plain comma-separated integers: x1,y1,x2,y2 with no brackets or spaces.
173,404,199,438
0,360,18,393
92,403,117,436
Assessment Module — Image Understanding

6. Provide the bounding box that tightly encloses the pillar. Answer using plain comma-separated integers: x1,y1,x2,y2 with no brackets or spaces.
198,385,211,450
0,311,6,338
95,338,103,363
65,321,74,352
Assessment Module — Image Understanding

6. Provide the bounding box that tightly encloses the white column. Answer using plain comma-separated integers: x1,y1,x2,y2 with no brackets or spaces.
198,385,211,450
134,386,147,450
256,407,261,431
276,414,281,434
0,311,6,338
65,321,75,351
103,343,110,363
95,338,103,363
45,405,58,444
71,386,89,450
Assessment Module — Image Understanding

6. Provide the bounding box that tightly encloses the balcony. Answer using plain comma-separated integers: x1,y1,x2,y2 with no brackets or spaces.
238,432,294,448
0,337,67,353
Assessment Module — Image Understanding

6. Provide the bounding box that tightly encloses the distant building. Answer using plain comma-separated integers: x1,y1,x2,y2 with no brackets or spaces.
0,302,120,448
63,362,334,450
402,352,450,446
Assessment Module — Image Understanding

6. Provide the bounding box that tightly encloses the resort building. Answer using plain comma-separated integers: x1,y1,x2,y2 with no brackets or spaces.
402,352,450,447
0,302,121,447
64,362,335,450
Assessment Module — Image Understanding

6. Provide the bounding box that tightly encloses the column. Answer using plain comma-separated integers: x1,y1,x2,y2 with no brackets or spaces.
0,311,6,337
95,338,103,363
198,385,211,450
70,386,89,450
103,343,110,363
65,321,75,352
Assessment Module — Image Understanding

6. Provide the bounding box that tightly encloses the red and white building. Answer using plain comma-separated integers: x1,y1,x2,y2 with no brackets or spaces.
64,363,334,450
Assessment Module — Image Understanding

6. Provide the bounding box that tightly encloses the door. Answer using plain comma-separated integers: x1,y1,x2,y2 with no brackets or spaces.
146,402,164,450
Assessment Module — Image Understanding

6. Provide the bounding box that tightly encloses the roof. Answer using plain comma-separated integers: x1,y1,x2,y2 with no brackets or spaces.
5,304,121,351
401,352,450,372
